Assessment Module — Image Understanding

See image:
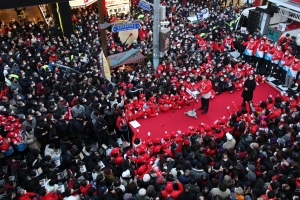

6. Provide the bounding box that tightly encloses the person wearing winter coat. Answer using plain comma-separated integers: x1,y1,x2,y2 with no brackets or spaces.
71,101,86,118
241,74,256,107
161,180,184,200
178,170,191,185
223,133,236,150
24,126,41,152
177,185,197,200
190,162,206,181
210,182,231,199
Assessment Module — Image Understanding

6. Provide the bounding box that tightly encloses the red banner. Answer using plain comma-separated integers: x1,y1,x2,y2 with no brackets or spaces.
290,0,300,4
103,0,107,16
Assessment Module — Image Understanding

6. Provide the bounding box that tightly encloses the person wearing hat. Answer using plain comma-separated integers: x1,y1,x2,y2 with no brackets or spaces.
135,188,150,200
198,74,212,114
139,173,153,189
223,133,236,150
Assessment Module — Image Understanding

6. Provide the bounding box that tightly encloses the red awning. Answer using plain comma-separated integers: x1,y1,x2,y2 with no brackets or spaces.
109,51,145,68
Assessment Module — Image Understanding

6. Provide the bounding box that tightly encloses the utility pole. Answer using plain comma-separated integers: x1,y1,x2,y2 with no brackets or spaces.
153,0,160,69
97,0,108,57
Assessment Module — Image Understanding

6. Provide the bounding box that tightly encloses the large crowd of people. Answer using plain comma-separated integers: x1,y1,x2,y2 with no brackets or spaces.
0,0,299,200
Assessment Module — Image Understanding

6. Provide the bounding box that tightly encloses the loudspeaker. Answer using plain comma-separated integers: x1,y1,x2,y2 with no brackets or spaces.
267,3,279,17
247,10,261,34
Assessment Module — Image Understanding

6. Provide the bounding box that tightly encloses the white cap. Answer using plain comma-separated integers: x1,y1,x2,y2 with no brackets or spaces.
226,133,233,141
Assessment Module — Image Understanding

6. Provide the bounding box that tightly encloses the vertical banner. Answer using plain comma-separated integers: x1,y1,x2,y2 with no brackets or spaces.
99,51,104,76
102,52,111,80
103,0,107,16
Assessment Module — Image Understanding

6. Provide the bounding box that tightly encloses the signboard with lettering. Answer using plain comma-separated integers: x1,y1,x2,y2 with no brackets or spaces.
105,0,129,6
69,0,96,7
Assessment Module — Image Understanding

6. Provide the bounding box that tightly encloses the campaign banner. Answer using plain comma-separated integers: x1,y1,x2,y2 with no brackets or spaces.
102,52,111,80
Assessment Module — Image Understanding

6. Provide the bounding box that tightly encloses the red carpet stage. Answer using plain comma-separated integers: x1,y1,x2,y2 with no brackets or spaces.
131,83,279,141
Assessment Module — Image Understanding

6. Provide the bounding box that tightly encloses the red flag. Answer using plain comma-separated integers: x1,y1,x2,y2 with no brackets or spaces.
102,0,107,16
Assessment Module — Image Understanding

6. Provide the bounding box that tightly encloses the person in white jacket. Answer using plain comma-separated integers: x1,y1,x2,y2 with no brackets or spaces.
44,143,61,159
44,179,58,193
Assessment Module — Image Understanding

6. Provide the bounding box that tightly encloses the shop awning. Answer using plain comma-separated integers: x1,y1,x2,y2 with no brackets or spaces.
108,49,146,68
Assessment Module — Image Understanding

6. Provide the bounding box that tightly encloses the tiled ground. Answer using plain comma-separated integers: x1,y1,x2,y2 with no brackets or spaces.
266,76,299,94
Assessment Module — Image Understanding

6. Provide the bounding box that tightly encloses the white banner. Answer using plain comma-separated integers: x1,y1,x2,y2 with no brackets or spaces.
105,0,130,7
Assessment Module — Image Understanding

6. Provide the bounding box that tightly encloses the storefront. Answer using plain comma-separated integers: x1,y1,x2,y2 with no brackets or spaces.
68,0,130,17
0,0,73,37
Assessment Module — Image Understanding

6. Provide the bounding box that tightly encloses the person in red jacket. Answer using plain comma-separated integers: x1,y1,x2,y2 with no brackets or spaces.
198,75,212,114
268,103,281,120
285,55,300,88
17,188,36,200
161,180,184,199
223,35,234,50
242,38,256,63
39,188,59,200
262,41,277,75
259,190,276,200
80,179,92,197
280,51,295,86
204,142,217,156
271,45,283,79
253,39,266,74
139,26,149,41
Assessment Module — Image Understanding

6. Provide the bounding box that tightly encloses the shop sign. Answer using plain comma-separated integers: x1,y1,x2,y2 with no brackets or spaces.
106,0,130,7
69,0,97,7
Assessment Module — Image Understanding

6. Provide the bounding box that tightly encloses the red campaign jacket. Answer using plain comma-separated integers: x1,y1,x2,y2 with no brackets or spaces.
199,80,212,95
48,54,58,61
139,28,149,40
0,136,10,152
161,181,184,199
204,146,216,156
290,99,297,109
80,184,92,197
266,45,277,55
17,192,36,200
223,37,234,48
242,41,256,50
272,50,283,61
40,192,59,200
286,56,295,67
280,54,290,66
291,61,300,71
125,110,137,122
213,43,224,52
269,108,281,119
116,116,128,130
278,36,288,46
254,42,266,55
213,130,225,140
